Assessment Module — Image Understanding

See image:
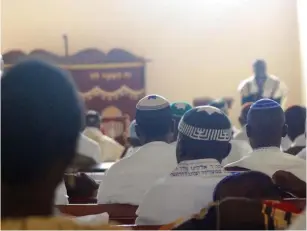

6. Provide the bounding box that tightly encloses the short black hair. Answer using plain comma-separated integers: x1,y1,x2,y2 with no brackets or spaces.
2,60,83,185
285,105,306,141
136,107,172,138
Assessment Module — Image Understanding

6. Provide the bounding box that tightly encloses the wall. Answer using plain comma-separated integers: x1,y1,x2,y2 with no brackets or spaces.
297,0,307,105
1,0,302,124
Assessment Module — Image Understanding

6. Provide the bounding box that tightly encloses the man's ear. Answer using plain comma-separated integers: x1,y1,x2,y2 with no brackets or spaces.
282,124,288,138
246,124,251,138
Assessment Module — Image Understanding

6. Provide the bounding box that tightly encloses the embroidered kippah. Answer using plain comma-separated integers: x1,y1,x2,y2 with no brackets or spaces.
250,99,281,110
171,102,192,118
178,106,232,141
136,94,170,111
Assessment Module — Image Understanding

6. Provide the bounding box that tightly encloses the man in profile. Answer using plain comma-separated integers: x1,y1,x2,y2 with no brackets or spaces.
238,59,288,105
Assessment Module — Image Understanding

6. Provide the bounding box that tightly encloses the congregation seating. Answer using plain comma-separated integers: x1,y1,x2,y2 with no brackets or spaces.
56,204,138,224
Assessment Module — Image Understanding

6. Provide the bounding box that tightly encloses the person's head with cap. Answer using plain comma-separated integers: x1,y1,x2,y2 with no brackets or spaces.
1,60,83,218
246,99,287,149
85,110,101,129
284,105,306,142
210,99,229,115
170,102,192,141
128,120,141,147
253,59,267,79
135,94,173,145
239,102,253,127
176,106,232,163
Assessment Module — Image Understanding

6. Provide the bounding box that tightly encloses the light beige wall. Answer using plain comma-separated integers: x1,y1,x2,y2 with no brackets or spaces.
297,0,307,105
2,0,302,124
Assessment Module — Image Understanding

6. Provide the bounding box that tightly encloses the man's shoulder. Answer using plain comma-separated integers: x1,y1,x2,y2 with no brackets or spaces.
238,77,254,92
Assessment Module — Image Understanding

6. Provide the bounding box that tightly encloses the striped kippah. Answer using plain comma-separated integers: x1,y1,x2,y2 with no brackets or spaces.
250,99,281,110
171,102,192,118
178,106,232,141
136,94,170,111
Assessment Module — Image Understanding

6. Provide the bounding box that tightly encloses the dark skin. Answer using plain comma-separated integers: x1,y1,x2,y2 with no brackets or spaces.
135,123,173,145
2,158,70,218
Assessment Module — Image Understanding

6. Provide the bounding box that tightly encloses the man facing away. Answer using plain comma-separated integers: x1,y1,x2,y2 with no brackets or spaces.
136,106,231,225
284,105,306,155
238,59,288,106
83,110,124,162
97,94,177,205
1,60,119,230
225,99,306,181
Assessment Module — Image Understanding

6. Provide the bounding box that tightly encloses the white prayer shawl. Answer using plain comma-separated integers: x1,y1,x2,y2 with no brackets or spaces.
136,159,229,225
233,126,249,142
288,210,306,230
238,75,288,102
97,141,177,205
124,146,140,158
83,127,124,162
54,181,68,205
77,133,101,163
281,135,293,152
221,140,252,166
291,134,306,148
224,147,306,181
296,147,306,160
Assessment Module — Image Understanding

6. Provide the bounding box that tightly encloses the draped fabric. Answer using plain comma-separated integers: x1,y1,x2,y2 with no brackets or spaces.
3,48,147,145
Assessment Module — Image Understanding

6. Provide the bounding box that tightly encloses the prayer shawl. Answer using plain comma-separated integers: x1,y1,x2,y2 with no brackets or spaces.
83,127,124,162
296,147,306,160
281,135,293,152
54,181,68,205
169,199,302,230
286,134,306,156
97,141,176,205
233,126,249,142
1,216,121,230
238,75,288,105
136,159,229,225
221,140,252,166
224,147,306,181
77,133,101,163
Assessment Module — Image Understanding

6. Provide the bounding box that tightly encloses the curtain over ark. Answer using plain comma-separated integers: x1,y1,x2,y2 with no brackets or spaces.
3,48,147,145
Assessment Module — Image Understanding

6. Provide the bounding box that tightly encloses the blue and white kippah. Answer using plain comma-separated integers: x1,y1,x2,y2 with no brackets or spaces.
178,106,232,142
249,98,281,110
136,94,170,111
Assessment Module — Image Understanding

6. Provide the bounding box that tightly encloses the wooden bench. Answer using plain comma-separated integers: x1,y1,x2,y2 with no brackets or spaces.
56,204,137,224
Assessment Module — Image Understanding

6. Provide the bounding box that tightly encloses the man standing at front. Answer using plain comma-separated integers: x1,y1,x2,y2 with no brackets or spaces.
238,59,288,106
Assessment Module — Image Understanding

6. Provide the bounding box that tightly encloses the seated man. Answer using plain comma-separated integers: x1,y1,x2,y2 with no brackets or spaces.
1,60,119,230
284,105,306,155
225,99,306,181
136,106,231,225
97,95,177,205
83,110,124,162
170,102,192,144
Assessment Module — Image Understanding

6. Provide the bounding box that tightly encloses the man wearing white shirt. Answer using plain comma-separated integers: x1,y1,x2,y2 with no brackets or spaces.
136,106,231,225
225,99,306,181
83,110,124,162
238,59,288,106
97,95,177,205
284,105,306,155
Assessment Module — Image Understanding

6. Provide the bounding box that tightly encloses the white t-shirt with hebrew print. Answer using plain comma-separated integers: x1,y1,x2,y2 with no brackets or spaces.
136,158,229,225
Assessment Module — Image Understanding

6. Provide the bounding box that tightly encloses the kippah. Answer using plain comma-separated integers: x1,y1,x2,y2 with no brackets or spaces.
171,102,192,118
86,110,100,124
86,110,100,117
249,99,281,110
136,94,170,111
129,120,137,138
178,106,232,141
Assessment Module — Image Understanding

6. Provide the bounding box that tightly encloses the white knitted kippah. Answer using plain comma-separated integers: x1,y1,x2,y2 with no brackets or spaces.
136,94,170,111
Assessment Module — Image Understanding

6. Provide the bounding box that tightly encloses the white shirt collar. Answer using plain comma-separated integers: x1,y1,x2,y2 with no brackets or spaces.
171,158,228,177
291,134,306,148
252,146,281,153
